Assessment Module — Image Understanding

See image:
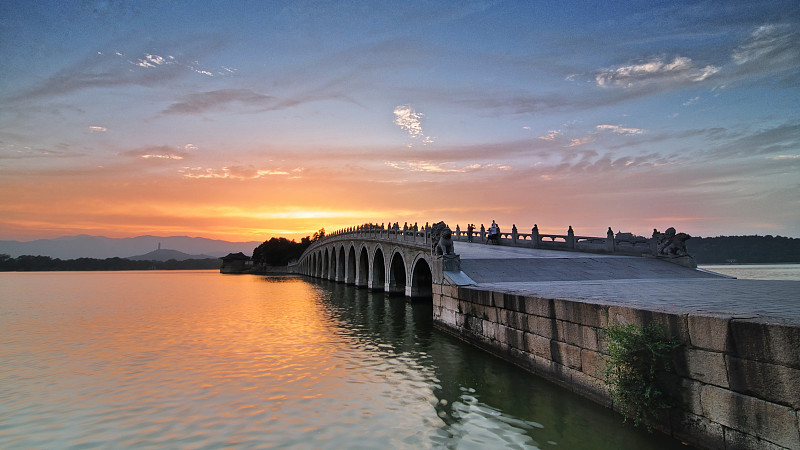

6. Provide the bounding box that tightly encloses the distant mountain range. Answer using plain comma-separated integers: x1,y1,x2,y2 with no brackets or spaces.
0,235,262,260
127,249,216,261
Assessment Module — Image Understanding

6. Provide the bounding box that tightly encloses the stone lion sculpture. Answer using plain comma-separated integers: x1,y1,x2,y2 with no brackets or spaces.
430,221,455,256
656,227,691,257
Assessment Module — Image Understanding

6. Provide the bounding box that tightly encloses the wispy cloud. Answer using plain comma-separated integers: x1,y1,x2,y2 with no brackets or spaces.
596,124,645,135
704,122,800,159
6,40,226,104
733,24,798,66
122,145,191,161
568,136,594,147
682,96,700,106
385,161,509,173
179,166,304,179
0,144,83,160
163,89,280,115
595,56,719,88
538,130,561,141
88,126,107,132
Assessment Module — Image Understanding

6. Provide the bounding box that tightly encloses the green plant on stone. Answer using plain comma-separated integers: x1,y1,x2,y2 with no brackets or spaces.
604,322,681,430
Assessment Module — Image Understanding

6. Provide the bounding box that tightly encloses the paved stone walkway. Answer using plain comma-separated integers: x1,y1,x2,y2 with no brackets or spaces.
451,242,800,325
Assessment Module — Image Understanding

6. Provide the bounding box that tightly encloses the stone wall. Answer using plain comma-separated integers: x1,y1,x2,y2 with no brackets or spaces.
432,283,800,450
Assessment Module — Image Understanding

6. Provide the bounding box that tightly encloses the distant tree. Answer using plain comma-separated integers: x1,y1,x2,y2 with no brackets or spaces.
0,255,220,271
251,230,324,268
252,237,305,266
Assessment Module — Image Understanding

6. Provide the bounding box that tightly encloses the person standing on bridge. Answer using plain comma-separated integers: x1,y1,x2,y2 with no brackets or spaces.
487,220,500,245
467,223,474,242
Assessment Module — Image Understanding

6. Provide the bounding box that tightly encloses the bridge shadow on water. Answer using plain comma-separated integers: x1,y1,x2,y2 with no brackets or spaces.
307,277,692,449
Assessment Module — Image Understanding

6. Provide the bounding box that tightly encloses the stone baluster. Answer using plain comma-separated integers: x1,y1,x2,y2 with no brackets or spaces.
512,224,518,245
532,224,540,248
480,224,486,242
455,224,461,240
606,227,615,253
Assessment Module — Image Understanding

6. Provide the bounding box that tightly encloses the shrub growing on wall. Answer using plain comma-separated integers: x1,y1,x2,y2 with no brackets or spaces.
604,322,681,430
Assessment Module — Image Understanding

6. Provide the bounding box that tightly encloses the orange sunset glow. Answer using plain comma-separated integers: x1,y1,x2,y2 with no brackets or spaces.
2,2,798,246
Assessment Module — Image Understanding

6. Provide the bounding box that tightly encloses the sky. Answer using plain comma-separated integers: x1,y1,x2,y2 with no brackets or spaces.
1,0,798,243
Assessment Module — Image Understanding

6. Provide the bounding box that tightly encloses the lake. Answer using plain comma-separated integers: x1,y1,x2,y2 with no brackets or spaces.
699,263,800,281
0,271,689,449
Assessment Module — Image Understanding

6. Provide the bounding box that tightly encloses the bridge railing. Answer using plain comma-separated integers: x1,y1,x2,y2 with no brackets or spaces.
451,223,654,256
306,223,432,252
301,221,656,258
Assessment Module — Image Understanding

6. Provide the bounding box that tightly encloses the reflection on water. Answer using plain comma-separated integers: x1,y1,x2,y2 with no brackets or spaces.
0,271,688,449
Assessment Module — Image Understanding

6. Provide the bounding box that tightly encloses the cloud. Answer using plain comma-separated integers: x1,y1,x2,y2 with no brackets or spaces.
538,130,561,141
88,125,107,132
163,89,280,115
568,136,594,147
179,165,303,180
122,145,189,161
596,124,645,135
393,105,424,138
385,161,510,173
0,144,83,160
393,104,436,146
135,53,172,68
682,96,700,106
733,24,798,67
4,39,227,104
595,56,719,88
704,122,800,159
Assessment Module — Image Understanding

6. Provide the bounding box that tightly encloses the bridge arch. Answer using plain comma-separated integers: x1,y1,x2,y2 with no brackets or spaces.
323,248,330,279
372,247,386,291
347,245,357,285
357,246,369,287
336,245,345,281
410,256,433,299
388,249,406,295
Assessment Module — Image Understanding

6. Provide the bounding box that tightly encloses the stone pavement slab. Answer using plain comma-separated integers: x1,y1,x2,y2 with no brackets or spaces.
473,279,800,325
450,241,800,325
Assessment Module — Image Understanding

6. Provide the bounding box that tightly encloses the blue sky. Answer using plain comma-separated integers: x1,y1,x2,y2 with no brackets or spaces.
1,0,798,241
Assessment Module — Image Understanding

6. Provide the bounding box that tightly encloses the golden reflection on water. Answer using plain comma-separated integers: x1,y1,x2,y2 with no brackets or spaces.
1,271,689,449
0,272,439,448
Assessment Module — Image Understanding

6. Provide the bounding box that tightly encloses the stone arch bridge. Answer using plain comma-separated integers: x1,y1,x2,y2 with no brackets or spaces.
293,225,447,299
292,221,695,299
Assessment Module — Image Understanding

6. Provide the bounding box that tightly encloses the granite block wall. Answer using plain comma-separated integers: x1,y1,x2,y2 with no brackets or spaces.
433,284,800,450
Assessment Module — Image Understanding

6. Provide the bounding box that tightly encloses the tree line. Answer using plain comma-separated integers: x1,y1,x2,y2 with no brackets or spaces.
0,254,221,271
4,231,795,271
686,235,800,264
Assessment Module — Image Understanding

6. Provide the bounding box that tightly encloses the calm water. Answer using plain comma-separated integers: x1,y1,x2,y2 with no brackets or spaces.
1,271,689,449
699,263,800,281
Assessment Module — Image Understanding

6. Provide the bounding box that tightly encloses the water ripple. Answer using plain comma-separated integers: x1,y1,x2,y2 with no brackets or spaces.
1,272,687,449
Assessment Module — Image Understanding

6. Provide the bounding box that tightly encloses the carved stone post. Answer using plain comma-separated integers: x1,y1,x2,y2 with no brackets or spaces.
606,227,615,253
567,226,575,249
480,224,486,242
455,224,461,240
650,229,659,255
532,224,540,248
512,224,518,245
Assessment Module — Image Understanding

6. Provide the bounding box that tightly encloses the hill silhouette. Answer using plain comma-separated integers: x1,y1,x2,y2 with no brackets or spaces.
0,235,260,259
127,249,215,261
